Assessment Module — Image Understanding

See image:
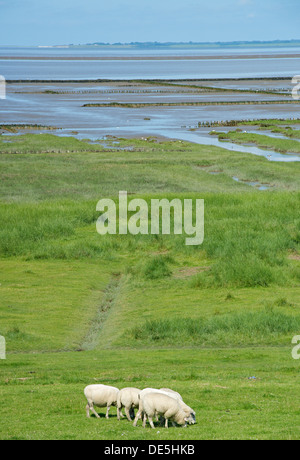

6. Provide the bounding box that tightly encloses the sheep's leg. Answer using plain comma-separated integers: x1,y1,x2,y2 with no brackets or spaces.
133,410,141,427
165,418,169,429
117,405,125,420
88,403,100,419
125,407,132,422
117,406,122,421
86,404,90,418
148,416,155,429
142,413,148,428
105,404,111,419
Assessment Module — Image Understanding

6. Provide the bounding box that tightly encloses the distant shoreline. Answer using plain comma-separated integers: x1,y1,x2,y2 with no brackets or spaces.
40,39,300,48
1,54,300,61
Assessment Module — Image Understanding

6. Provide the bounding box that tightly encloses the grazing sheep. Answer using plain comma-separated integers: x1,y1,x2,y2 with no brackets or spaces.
133,388,196,427
117,387,141,421
159,388,196,424
141,393,195,429
84,384,119,419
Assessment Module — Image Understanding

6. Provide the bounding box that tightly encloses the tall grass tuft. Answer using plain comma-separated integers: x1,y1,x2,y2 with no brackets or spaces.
133,255,173,280
128,309,300,346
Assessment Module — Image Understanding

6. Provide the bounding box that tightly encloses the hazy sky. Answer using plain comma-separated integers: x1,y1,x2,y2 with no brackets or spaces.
0,0,299,46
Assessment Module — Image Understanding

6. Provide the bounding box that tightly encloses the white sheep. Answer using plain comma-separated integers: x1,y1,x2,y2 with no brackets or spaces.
133,388,196,427
141,392,195,429
160,388,196,424
117,387,141,421
84,384,119,419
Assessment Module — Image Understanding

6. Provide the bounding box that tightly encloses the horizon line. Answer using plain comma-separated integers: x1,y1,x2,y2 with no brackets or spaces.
1,39,300,48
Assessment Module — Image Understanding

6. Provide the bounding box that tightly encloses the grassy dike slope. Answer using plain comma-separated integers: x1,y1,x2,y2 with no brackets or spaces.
0,134,299,440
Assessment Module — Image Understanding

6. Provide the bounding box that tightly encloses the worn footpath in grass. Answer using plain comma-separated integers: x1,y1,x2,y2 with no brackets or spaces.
0,259,123,352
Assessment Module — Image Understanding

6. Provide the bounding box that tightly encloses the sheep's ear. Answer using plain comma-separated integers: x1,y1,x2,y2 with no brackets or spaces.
184,417,188,421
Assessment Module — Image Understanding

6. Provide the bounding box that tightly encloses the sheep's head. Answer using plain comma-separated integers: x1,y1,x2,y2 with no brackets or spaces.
185,412,196,425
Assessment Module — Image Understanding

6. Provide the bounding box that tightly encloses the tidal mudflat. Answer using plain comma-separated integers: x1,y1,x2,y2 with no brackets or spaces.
2,78,300,161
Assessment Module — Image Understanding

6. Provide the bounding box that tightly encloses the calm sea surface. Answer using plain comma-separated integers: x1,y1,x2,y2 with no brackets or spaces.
1,45,300,57
1,46,300,80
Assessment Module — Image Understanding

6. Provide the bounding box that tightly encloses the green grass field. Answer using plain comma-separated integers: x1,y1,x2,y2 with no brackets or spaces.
0,133,299,440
